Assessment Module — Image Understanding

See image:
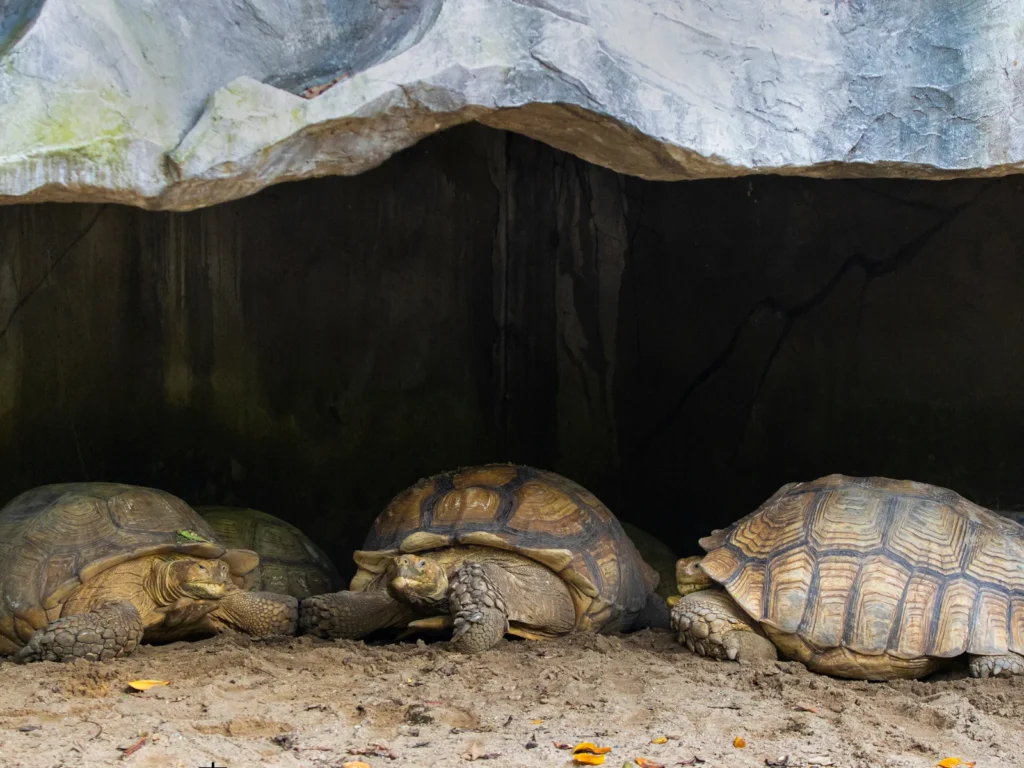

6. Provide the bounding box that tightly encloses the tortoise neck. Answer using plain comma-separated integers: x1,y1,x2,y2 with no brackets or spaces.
145,557,188,605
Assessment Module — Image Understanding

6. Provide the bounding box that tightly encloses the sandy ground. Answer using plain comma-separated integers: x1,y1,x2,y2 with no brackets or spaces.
0,630,1021,768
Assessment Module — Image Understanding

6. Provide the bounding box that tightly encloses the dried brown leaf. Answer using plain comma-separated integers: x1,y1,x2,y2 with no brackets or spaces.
119,737,147,758
348,743,396,759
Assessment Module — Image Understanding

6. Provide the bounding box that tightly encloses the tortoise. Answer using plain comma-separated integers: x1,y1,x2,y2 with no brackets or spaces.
671,474,1024,680
299,464,667,653
622,521,679,600
0,483,298,663
197,506,343,599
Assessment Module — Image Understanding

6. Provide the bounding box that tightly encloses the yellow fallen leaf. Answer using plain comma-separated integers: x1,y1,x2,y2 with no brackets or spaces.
572,755,605,766
342,763,371,768
651,736,668,744
733,736,747,748
531,719,543,724
127,680,169,691
573,743,612,755
936,760,975,768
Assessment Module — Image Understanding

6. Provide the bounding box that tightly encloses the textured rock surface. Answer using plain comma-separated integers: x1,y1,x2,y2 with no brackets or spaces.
0,0,1021,209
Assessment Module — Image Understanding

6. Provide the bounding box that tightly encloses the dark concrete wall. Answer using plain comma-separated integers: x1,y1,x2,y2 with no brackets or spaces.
1,125,1022,578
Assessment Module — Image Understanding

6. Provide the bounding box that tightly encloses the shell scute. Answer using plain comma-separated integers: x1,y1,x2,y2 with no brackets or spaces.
433,486,503,527
731,490,812,559
844,554,911,655
763,548,815,634
965,530,1024,591
1010,595,1024,655
800,554,860,649
507,480,586,536
891,571,943,659
885,499,968,574
726,559,767,622
930,578,977,657
969,588,1011,655
809,488,886,553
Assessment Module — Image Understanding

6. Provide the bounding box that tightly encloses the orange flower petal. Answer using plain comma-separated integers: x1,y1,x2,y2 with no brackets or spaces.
733,736,747,748
636,758,666,768
936,760,975,768
573,755,605,766
651,736,668,744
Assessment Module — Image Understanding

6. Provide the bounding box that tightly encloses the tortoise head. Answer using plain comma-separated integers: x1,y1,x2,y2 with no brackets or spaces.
164,556,238,600
675,556,714,596
386,554,448,610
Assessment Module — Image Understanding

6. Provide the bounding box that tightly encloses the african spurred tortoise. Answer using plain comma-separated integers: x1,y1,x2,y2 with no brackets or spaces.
672,474,1024,680
300,464,666,652
0,483,298,663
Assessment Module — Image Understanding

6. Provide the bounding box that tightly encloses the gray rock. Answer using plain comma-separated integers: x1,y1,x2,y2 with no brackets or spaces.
0,0,1021,209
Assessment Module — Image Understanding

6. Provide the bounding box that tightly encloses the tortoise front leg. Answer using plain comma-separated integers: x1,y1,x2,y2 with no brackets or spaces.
207,591,298,638
299,590,418,639
448,562,510,654
16,601,143,663
671,589,777,663
969,653,1024,678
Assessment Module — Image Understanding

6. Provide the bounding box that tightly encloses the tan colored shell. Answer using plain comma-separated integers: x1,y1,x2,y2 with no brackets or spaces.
351,464,659,632
198,506,343,599
0,483,258,651
699,474,1024,670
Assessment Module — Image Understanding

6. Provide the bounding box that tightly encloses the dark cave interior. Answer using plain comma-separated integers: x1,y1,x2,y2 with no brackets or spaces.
1,124,1022,584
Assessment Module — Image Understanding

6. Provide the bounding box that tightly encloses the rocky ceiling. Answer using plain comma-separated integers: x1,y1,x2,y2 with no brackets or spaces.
0,0,1021,210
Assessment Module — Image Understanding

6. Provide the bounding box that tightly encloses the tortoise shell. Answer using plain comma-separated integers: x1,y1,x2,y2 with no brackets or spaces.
699,474,1024,665
0,483,258,651
351,464,659,632
198,506,343,599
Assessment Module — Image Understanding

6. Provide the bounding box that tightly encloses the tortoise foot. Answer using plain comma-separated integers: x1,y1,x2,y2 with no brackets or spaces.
16,601,143,663
670,589,776,663
214,590,298,638
969,653,1024,678
448,562,509,653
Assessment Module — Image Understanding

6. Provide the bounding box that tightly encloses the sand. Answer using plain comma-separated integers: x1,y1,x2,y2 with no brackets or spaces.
0,631,1020,768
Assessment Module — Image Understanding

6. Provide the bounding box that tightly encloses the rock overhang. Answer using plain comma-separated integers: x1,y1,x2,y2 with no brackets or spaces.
0,0,1020,211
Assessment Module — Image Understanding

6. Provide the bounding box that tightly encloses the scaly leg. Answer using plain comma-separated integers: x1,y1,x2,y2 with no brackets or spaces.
16,601,143,663
299,590,418,639
448,562,509,654
208,590,298,638
969,652,1024,678
671,589,777,663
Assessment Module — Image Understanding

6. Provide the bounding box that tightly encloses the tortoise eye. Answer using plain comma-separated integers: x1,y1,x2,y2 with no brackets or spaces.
418,560,426,568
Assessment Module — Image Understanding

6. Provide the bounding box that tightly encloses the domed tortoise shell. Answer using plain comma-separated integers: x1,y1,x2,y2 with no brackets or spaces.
699,474,1024,664
0,483,257,652
351,464,659,632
